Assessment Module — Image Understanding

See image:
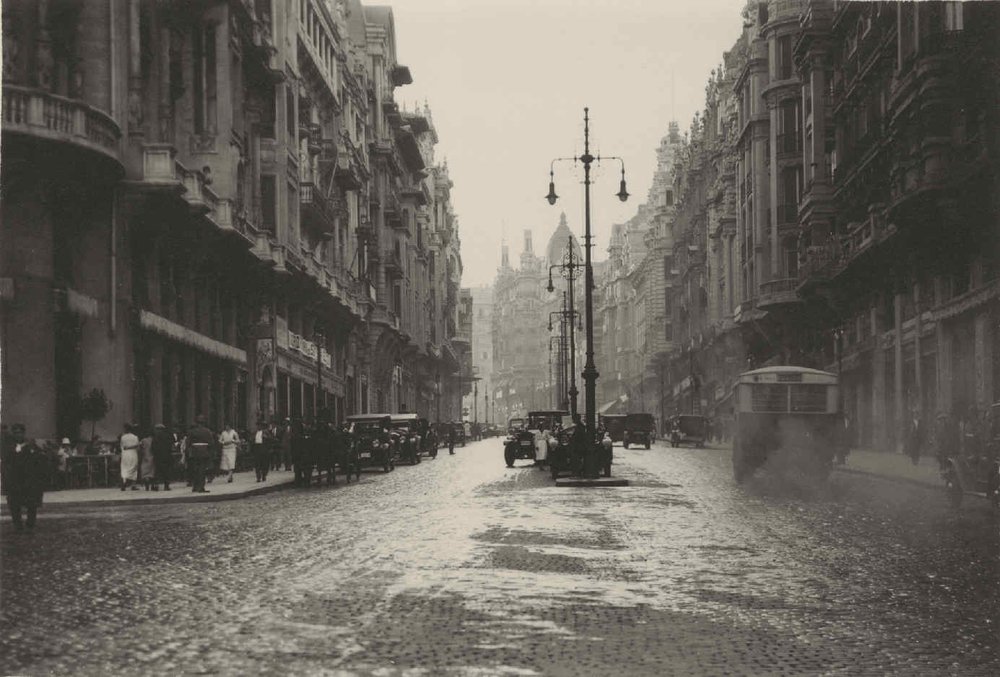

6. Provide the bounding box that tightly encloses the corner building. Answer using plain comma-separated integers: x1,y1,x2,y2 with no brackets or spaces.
1,0,465,440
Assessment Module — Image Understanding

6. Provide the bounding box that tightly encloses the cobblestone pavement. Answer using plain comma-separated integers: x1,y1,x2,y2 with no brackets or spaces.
2,440,999,676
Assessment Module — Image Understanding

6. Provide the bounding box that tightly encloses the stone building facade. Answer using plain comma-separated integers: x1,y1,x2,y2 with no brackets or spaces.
491,219,583,422
1,0,466,441
601,0,999,449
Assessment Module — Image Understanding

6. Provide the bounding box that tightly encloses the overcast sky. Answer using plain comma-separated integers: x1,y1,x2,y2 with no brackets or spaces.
386,0,747,287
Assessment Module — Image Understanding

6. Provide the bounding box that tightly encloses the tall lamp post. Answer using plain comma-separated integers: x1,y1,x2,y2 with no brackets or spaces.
546,107,628,433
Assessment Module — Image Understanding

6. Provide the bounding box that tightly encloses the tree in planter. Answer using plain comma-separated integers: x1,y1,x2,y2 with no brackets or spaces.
80,388,111,440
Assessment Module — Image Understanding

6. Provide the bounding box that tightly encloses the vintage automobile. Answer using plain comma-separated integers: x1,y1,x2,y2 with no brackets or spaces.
599,414,627,445
667,414,709,448
548,421,613,479
623,413,655,449
389,414,423,465
346,414,395,473
504,410,569,468
731,366,840,483
507,417,527,435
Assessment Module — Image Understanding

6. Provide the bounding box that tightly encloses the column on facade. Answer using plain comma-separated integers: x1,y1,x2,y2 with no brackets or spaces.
893,291,905,450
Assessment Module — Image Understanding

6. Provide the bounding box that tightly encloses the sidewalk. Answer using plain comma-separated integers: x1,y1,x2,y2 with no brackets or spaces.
837,448,942,489
1,470,297,512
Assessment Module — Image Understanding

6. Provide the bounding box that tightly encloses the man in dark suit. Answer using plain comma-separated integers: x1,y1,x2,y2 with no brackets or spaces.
186,415,215,493
2,423,49,532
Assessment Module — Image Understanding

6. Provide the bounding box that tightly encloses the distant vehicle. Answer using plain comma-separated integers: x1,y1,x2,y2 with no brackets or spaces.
507,417,526,435
731,366,840,483
623,413,655,449
346,414,395,473
504,410,570,468
667,415,709,448
599,414,627,444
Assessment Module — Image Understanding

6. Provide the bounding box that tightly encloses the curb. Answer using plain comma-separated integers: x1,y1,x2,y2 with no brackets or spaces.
833,465,990,501
1,478,298,512
833,465,940,490
555,477,630,487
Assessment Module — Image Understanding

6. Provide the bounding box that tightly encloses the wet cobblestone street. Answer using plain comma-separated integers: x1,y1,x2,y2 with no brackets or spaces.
2,440,999,676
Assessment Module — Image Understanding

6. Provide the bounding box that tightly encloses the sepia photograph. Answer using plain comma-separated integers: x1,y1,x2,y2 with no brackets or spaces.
1,0,999,674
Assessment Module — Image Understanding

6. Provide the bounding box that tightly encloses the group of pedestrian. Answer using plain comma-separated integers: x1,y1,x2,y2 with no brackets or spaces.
115,422,177,491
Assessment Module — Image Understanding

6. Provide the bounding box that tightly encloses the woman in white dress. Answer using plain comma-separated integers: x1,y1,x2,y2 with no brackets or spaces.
119,423,140,491
218,423,240,483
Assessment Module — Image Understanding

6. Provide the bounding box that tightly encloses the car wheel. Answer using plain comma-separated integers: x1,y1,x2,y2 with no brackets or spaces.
504,446,515,468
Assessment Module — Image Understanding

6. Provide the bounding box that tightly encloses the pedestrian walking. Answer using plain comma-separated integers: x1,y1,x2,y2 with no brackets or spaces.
2,423,49,532
903,411,924,466
55,437,73,490
279,418,293,471
119,423,141,491
218,422,239,484
448,423,456,455
138,429,156,490
186,415,215,493
252,420,272,482
151,424,174,491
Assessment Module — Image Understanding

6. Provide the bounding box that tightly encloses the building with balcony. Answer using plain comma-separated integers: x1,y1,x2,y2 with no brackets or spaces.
1,0,465,441
598,0,999,452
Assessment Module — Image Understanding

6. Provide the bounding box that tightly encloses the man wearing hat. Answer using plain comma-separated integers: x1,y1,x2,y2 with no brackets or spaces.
186,415,215,493
1,423,49,532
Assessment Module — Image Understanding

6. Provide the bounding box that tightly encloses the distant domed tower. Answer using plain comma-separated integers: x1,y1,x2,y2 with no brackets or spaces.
546,212,582,264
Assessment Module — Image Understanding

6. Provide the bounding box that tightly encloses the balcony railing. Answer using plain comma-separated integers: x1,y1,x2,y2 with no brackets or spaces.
757,278,801,308
3,85,121,163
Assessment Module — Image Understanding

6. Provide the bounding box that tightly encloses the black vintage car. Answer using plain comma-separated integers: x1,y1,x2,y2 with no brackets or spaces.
504,416,538,467
623,413,655,449
346,414,395,472
389,414,423,465
599,414,627,444
548,422,613,479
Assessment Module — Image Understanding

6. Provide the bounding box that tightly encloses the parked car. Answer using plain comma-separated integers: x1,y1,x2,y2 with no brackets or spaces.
389,414,423,465
667,415,709,448
623,413,655,449
346,414,395,473
599,414,627,445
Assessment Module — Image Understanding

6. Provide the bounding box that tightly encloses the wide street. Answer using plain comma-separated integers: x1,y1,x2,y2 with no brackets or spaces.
2,439,999,676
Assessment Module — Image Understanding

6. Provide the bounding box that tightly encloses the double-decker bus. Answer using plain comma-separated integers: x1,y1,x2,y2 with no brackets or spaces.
731,366,840,483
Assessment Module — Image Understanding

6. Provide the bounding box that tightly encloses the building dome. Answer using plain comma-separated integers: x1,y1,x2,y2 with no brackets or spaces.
546,212,582,265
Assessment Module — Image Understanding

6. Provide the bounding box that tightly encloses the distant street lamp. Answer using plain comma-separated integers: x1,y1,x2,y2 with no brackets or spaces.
548,238,583,416
545,108,628,434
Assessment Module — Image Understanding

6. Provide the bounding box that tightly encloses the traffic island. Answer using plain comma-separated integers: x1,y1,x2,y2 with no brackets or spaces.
555,477,629,487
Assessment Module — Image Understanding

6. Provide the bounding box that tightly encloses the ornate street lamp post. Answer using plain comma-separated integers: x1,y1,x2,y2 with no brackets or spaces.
546,108,628,434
